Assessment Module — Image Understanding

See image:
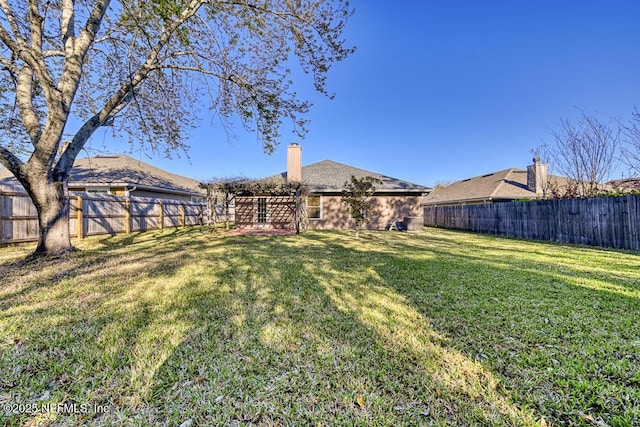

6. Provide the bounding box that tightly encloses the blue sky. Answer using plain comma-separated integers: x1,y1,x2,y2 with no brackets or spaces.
85,1,640,187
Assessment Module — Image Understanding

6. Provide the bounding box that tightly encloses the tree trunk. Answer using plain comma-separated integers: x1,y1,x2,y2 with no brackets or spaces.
31,178,74,256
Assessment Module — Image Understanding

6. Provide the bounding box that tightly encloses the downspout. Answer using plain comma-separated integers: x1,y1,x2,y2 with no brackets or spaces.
124,186,137,197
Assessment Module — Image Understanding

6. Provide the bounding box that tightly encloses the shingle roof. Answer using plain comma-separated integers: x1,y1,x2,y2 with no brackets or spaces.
0,165,24,192
70,155,204,196
423,167,577,205
264,160,430,193
607,178,640,192
0,155,204,196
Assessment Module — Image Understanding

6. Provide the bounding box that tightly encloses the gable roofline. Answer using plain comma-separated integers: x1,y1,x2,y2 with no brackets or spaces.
68,182,202,198
424,165,575,206
425,168,524,204
1,155,205,197
265,159,431,194
69,155,205,196
488,168,529,198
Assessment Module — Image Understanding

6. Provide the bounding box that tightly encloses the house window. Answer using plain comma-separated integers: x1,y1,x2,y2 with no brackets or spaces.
257,197,267,223
86,186,110,194
307,195,321,219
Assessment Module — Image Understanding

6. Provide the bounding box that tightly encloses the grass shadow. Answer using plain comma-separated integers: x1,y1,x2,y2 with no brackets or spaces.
1,228,638,426
302,229,640,425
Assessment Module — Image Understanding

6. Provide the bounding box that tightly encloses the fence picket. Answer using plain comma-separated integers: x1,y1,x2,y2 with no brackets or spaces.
424,195,640,250
0,191,204,245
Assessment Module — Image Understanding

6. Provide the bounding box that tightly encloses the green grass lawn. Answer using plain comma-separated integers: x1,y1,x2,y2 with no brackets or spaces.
0,227,638,426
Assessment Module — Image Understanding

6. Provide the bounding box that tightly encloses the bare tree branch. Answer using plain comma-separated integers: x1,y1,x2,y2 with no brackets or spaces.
58,0,208,172
58,0,111,108
538,110,620,197
620,106,640,176
0,0,26,49
16,65,42,144
0,0,354,255
0,143,25,172
27,0,44,56
0,52,18,73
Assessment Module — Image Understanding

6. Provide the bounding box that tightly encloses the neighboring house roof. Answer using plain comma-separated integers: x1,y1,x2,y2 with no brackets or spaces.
0,166,24,192
70,155,204,196
423,168,570,206
607,178,640,192
264,160,431,194
0,155,204,197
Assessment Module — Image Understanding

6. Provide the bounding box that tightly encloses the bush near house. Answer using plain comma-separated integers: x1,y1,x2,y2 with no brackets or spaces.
0,228,638,426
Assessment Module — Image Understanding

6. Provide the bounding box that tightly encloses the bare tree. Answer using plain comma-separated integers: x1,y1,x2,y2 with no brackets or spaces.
537,111,620,197
620,106,640,176
0,0,354,256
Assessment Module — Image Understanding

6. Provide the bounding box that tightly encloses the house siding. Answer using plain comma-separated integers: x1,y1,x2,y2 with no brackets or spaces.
235,194,424,231
68,186,197,202
308,194,424,230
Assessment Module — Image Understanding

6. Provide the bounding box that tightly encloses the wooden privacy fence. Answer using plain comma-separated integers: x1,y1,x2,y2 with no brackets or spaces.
423,195,640,250
0,191,204,245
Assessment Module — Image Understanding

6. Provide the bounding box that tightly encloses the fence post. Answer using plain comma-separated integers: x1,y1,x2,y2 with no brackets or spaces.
158,200,164,230
76,195,84,239
125,198,131,234
0,191,4,244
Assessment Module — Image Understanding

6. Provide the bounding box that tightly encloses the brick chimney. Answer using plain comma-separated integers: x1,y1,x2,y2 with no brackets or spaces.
287,143,302,182
527,157,548,194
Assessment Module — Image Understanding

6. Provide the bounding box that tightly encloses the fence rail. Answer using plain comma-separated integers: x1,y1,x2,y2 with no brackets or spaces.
424,195,640,250
0,191,204,245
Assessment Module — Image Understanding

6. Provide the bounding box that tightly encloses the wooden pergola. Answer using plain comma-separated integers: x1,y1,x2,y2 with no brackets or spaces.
199,178,309,233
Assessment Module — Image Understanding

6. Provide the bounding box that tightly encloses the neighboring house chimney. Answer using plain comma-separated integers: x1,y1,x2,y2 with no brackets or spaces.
287,143,302,182
527,157,548,194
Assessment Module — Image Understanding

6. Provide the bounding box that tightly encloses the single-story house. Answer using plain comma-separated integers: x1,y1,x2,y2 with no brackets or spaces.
235,144,431,230
423,158,576,207
0,154,205,202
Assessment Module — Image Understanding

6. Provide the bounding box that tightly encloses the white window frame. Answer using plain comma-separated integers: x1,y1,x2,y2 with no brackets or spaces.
256,197,268,224
307,195,322,220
